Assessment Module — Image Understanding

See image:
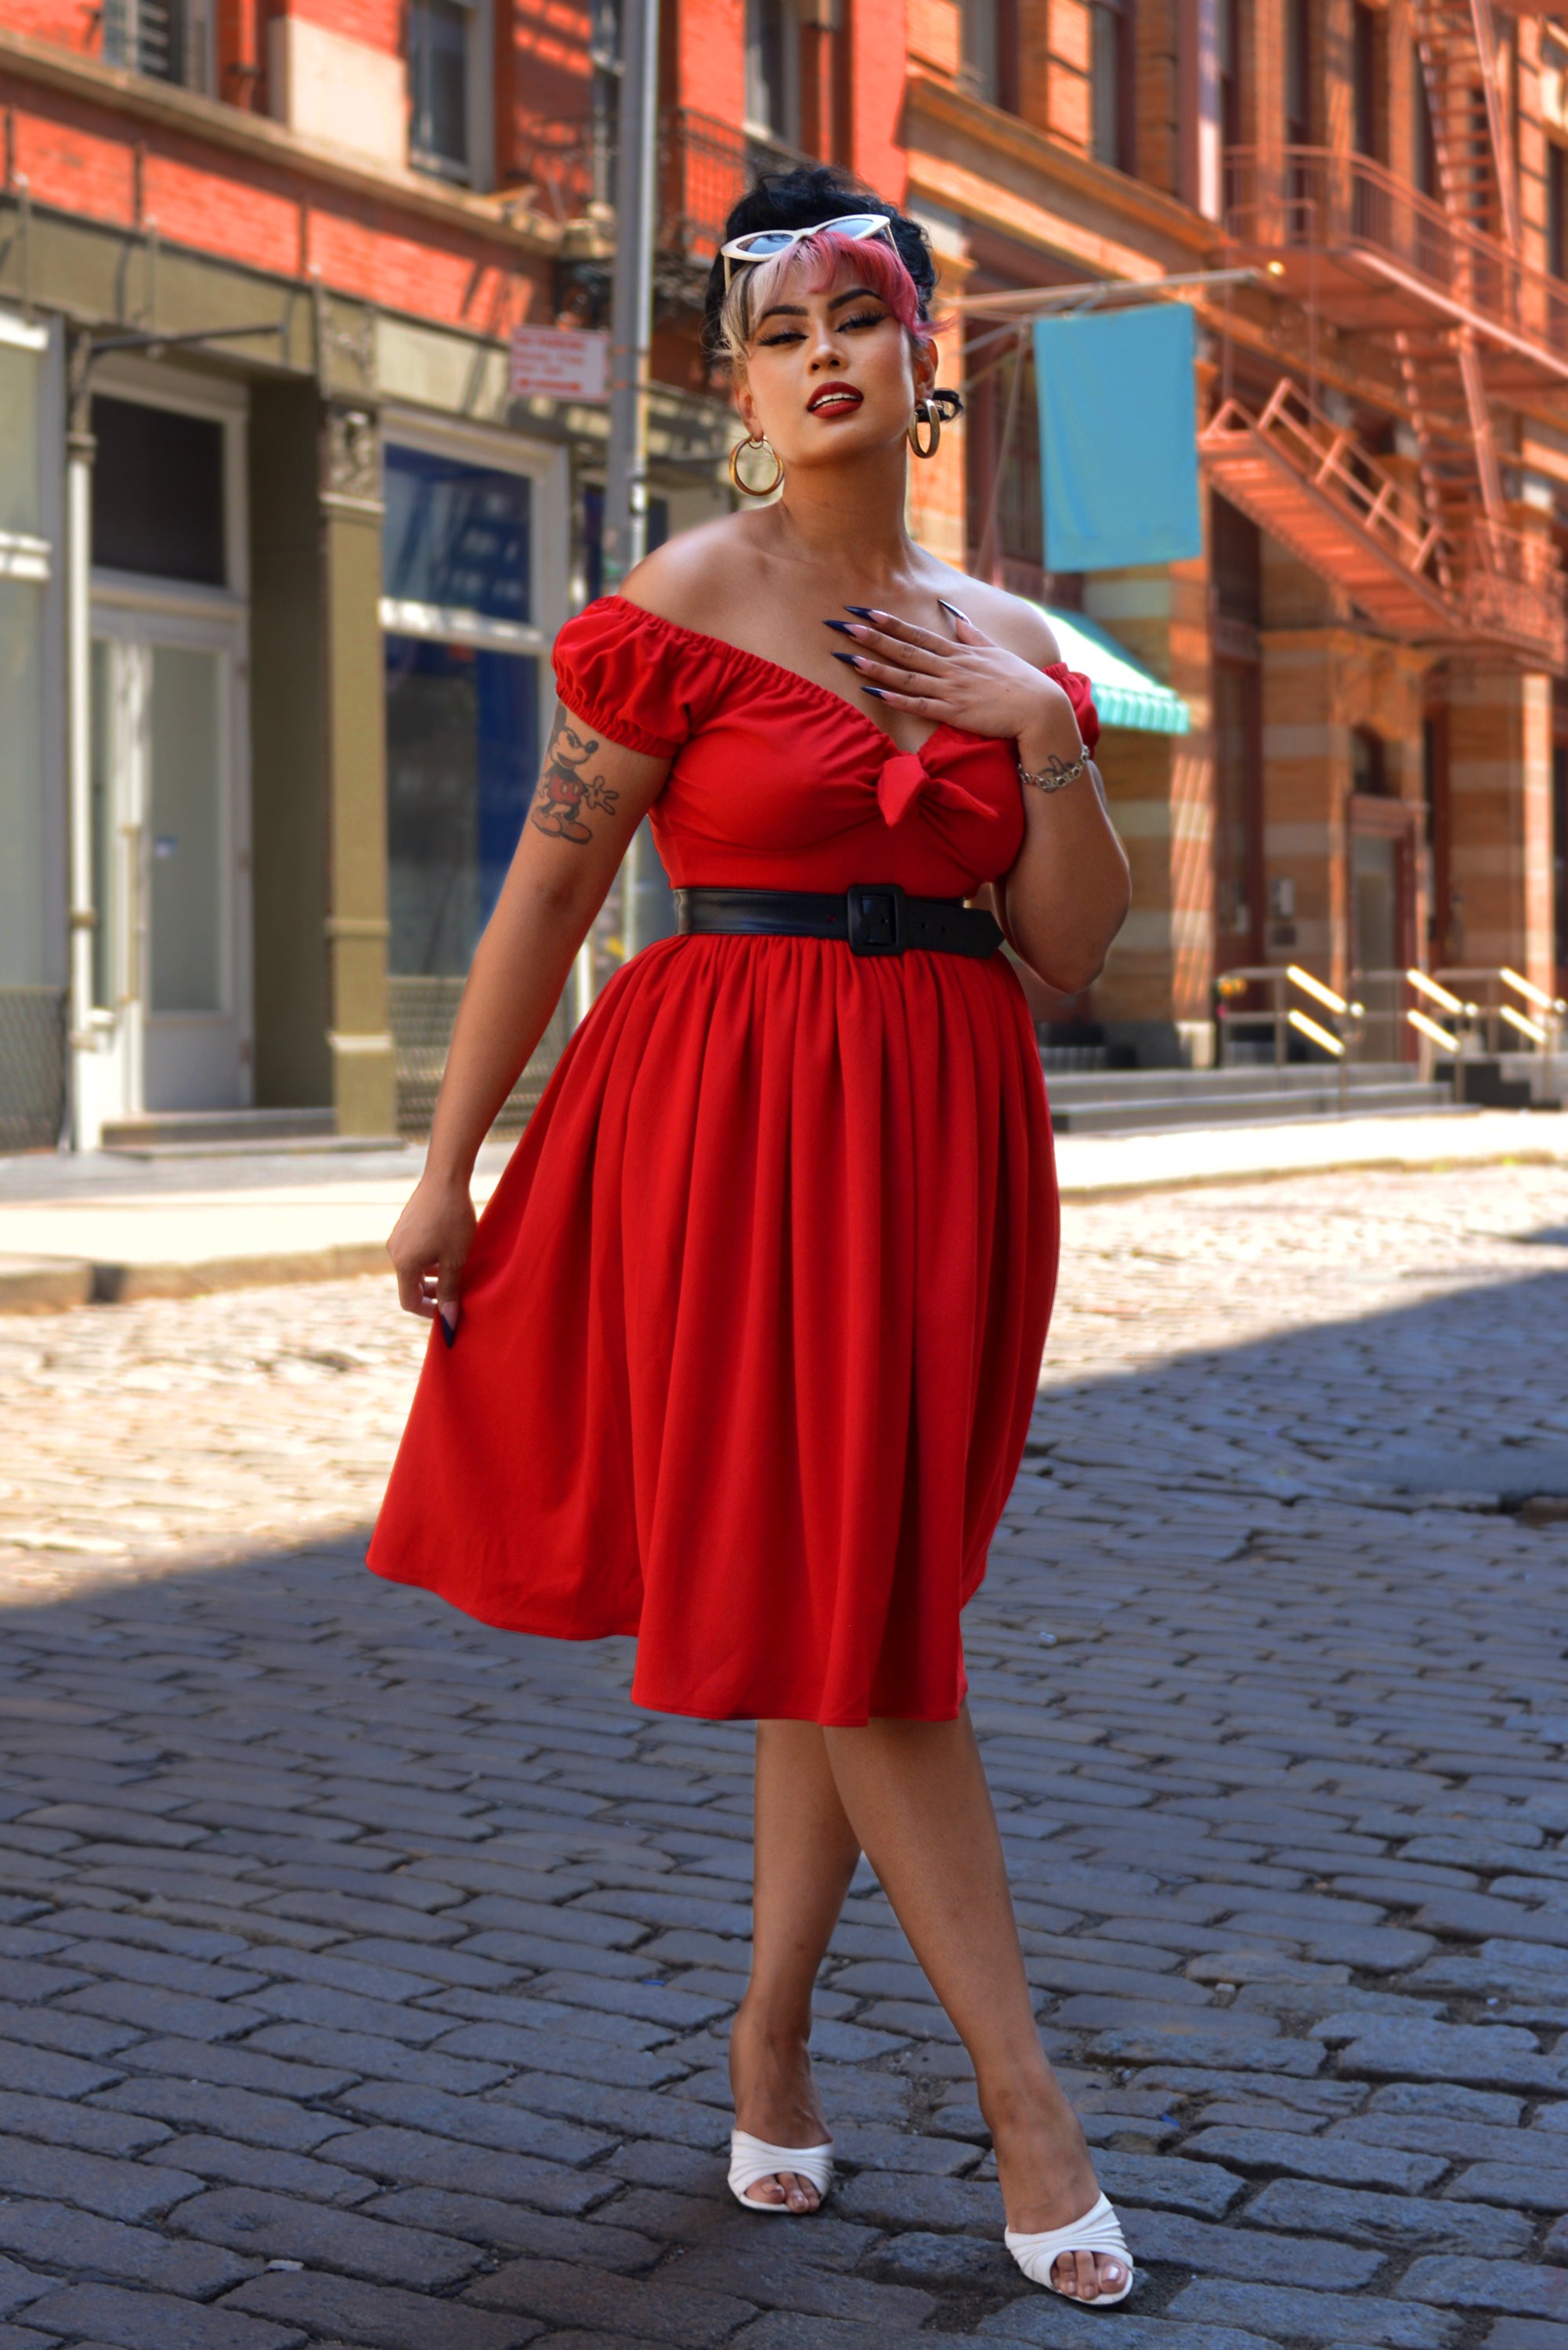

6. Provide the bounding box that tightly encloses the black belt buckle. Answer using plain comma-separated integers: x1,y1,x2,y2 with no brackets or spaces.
846,883,905,956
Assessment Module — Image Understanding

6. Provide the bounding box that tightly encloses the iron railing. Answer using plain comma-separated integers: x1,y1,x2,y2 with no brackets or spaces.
388,978,573,1142
518,109,808,265
1222,145,1568,378
0,986,67,1153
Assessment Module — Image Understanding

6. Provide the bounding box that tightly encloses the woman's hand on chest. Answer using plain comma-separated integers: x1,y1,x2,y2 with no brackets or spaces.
829,602,1082,749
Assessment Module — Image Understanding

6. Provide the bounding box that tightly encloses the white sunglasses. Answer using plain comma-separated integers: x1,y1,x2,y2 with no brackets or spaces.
720,212,898,290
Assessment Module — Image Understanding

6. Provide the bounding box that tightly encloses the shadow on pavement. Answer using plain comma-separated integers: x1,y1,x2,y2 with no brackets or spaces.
1,1261,1567,2343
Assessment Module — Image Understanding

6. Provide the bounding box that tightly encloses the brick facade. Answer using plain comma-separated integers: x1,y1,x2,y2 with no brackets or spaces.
0,0,1560,1150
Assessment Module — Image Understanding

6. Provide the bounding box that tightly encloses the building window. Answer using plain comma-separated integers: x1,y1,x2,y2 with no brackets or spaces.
1091,0,1133,172
385,638,538,977
381,443,544,980
961,0,1020,111
1284,0,1310,144
92,400,226,586
582,483,668,606
1353,725,1389,797
1414,54,1437,197
1552,144,1568,282
1217,0,1242,150
746,0,800,146
1353,2,1380,159
101,0,211,86
409,0,479,182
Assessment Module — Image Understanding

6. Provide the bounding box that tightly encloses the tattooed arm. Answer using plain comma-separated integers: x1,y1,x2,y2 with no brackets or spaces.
388,707,669,1323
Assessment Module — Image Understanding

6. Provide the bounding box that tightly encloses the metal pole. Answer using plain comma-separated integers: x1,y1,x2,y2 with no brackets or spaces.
604,0,659,596
65,333,99,1152
599,0,660,980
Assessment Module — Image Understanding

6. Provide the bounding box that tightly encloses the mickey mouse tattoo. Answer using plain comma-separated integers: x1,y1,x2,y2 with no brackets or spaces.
529,712,621,844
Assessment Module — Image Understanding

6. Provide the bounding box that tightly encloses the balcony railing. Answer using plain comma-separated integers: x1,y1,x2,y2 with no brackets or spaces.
519,108,810,294
1223,146,1568,379
658,110,809,261
1463,515,1568,669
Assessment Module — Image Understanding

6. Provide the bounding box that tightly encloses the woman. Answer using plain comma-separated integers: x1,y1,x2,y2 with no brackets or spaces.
372,165,1134,2304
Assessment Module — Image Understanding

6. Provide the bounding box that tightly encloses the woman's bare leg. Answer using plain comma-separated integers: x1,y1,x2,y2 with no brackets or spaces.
731,1719,862,2211
822,1709,1125,2301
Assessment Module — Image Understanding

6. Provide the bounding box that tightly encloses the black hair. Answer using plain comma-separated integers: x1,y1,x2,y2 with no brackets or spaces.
702,163,938,363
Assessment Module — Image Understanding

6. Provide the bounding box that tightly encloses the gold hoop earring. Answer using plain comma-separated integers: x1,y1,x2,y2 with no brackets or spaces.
908,400,941,461
728,434,784,496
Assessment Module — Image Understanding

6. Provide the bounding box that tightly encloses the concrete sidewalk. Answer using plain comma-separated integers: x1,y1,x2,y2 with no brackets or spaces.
2,1107,1565,1310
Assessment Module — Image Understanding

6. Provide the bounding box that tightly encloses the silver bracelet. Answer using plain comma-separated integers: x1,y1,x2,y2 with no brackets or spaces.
1018,747,1090,794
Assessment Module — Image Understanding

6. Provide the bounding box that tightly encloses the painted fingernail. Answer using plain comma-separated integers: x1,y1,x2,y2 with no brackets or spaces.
861,685,889,700
439,1302,461,1348
832,650,862,667
844,604,880,618
938,597,970,624
822,618,858,634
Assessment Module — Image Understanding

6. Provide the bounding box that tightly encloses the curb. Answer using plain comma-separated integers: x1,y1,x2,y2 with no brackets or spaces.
0,1242,391,1314
2,1141,1563,1315
1052,1143,1567,1203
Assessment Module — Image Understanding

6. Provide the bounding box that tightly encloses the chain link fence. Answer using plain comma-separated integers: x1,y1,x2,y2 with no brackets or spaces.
0,987,67,1153
388,979,573,1141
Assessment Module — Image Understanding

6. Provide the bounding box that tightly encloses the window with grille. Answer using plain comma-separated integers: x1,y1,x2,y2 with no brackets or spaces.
101,0,209,88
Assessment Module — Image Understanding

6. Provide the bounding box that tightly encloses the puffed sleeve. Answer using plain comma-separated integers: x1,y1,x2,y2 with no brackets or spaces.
1043,661,1100,755
551,597,719,758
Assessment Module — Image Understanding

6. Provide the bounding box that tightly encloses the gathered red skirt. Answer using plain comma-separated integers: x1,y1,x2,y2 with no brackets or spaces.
368,931,1057,1726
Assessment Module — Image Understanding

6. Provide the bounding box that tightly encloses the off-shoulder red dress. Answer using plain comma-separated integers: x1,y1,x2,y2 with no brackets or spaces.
369,595,1097,1726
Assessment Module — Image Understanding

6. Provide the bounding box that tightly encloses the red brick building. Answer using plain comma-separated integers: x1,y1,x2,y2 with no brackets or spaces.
0,0,1562,1148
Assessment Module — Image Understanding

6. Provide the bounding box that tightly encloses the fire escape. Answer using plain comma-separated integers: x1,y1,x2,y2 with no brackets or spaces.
1205,0,1568,669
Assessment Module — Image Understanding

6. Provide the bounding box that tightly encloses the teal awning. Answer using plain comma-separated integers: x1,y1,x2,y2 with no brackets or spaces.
1033,603,1191,736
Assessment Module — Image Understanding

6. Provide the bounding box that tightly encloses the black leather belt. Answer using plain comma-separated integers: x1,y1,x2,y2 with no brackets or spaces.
675,884,1003,960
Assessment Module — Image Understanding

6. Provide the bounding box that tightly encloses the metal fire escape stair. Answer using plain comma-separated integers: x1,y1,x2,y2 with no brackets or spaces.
1209,0,1566,666
1199,380,1458,638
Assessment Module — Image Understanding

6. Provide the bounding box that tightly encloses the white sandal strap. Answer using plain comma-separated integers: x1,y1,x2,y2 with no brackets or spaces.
728,2128,834,2207
1006,2191,1134,2296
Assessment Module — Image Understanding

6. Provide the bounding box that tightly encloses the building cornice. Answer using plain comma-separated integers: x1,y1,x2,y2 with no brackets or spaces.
903,74,1218,274
0,24,561,258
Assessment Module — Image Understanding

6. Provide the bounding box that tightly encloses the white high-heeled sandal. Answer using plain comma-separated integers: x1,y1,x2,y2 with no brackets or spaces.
1006,2191,1134,2304
728,2128,834,2213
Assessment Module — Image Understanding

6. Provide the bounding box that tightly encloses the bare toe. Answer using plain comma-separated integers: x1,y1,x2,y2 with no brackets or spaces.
1052,2251,1127,2301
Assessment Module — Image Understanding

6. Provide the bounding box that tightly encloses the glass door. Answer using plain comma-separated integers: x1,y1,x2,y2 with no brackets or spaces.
88,611,248,1119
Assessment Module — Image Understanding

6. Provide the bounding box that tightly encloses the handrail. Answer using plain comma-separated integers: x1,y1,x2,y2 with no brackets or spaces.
1203,376,1447,580
1222,963,1566,1103
1221,145,1568,378
1216,965,1356,1097
1435,966,1567,1066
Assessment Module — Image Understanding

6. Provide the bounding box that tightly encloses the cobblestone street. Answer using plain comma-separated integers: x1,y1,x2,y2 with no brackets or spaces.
0,1160,1567,2348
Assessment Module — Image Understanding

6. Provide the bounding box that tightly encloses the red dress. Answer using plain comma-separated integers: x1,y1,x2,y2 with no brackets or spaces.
369,595,1096,1726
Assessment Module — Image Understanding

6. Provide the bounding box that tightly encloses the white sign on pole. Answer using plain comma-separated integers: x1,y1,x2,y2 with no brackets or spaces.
508,327,609,401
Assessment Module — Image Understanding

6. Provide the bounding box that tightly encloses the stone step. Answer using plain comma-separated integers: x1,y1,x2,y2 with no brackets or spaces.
98,1109,396,1159
1046,1079,1461,1136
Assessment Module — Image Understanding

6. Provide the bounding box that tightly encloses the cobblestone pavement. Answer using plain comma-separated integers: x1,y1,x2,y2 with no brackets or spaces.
0,1162,1566,2346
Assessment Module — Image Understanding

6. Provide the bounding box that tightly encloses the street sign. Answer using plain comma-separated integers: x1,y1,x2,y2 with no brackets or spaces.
509,327,609,401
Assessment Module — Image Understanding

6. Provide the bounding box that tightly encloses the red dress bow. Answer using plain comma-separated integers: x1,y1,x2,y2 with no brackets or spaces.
875,750,996,828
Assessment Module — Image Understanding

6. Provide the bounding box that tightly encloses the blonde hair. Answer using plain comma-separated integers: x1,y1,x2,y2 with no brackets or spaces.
715,230,936,371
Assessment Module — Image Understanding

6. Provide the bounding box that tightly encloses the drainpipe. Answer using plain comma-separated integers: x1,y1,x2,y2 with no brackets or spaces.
65,331,99,1152
576,0,660,1014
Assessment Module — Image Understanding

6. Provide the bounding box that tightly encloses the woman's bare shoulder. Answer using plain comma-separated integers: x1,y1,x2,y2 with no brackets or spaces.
616,515,764,635
932,568,1062,664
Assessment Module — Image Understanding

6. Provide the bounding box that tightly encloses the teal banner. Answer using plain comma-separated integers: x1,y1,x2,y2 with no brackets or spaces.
1032,304,1202,573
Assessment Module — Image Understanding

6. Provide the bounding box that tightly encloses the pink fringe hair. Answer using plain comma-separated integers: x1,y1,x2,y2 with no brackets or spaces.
717,227,945,365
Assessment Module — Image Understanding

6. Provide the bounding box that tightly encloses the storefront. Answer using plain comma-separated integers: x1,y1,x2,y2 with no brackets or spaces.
378,417,569,1133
